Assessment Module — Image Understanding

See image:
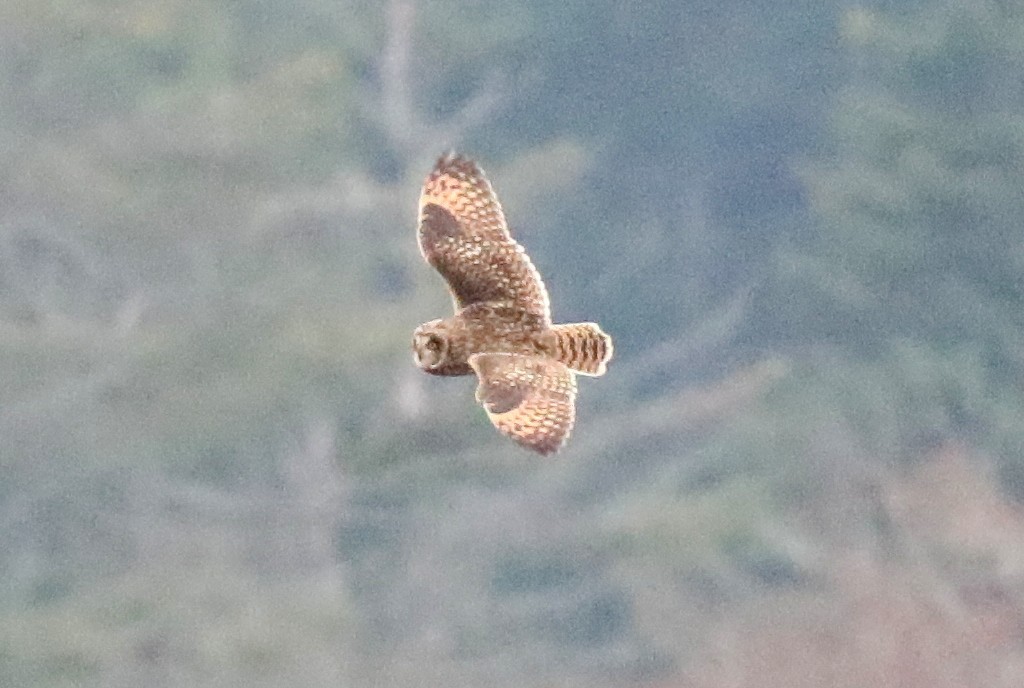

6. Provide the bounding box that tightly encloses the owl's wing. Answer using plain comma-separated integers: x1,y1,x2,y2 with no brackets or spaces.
418,154,551,321
469,352,576,455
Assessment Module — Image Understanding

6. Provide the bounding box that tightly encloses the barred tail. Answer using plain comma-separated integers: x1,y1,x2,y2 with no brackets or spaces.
550,322,613,377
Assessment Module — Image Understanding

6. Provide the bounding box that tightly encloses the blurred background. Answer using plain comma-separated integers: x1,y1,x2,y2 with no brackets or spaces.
3,0,1024,686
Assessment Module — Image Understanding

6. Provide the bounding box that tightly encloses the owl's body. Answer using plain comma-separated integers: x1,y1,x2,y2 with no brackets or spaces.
412,153,612,455
416,303,548,377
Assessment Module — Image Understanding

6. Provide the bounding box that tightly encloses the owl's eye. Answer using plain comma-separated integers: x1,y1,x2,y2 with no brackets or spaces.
426,336,442,351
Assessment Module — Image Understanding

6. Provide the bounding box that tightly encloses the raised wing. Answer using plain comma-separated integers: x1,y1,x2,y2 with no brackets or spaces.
469,352,576,455
417,154,550,321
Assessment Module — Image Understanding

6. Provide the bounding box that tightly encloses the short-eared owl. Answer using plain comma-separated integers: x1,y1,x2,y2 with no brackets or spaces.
412,153,613,455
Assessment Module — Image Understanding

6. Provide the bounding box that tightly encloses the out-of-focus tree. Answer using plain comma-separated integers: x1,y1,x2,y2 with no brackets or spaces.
13,0,1022,687
770,0,1024,492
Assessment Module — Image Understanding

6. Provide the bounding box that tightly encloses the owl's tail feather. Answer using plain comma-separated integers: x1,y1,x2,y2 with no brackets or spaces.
550,323,613,377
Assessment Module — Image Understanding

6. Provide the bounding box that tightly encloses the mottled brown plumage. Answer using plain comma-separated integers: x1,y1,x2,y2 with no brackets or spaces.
549,323,611,377
412,153,612,455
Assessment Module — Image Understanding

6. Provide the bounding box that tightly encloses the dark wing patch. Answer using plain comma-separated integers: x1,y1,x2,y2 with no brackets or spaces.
470,353,576,456
417,154,550,321
478,382,528,415
420,203,461,241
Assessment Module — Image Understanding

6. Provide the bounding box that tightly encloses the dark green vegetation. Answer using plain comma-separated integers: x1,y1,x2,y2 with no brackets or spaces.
3,1,1024,686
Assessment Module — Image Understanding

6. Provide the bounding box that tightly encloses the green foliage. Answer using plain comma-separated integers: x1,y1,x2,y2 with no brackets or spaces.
0,557,352,686
799,2,1024,337
775,0,1024,491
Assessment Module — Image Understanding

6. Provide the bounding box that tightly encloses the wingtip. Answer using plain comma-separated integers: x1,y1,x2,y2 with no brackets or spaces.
431,151,483,178
434,150,461,168
517,433,568,456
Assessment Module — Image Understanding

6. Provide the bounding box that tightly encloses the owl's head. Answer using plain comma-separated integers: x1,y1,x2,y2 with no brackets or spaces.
412,320,450,372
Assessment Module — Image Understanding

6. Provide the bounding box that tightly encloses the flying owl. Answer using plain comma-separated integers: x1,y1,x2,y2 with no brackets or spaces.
411,153,613,455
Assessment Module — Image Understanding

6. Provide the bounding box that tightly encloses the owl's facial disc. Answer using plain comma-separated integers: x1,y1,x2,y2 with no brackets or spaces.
413,324,448,371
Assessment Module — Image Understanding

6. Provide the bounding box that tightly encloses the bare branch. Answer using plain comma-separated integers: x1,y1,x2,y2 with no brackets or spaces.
365,0,507,159
378,0,419,144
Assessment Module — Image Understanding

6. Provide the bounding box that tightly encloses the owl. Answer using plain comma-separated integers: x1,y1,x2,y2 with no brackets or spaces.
412,153,613,455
